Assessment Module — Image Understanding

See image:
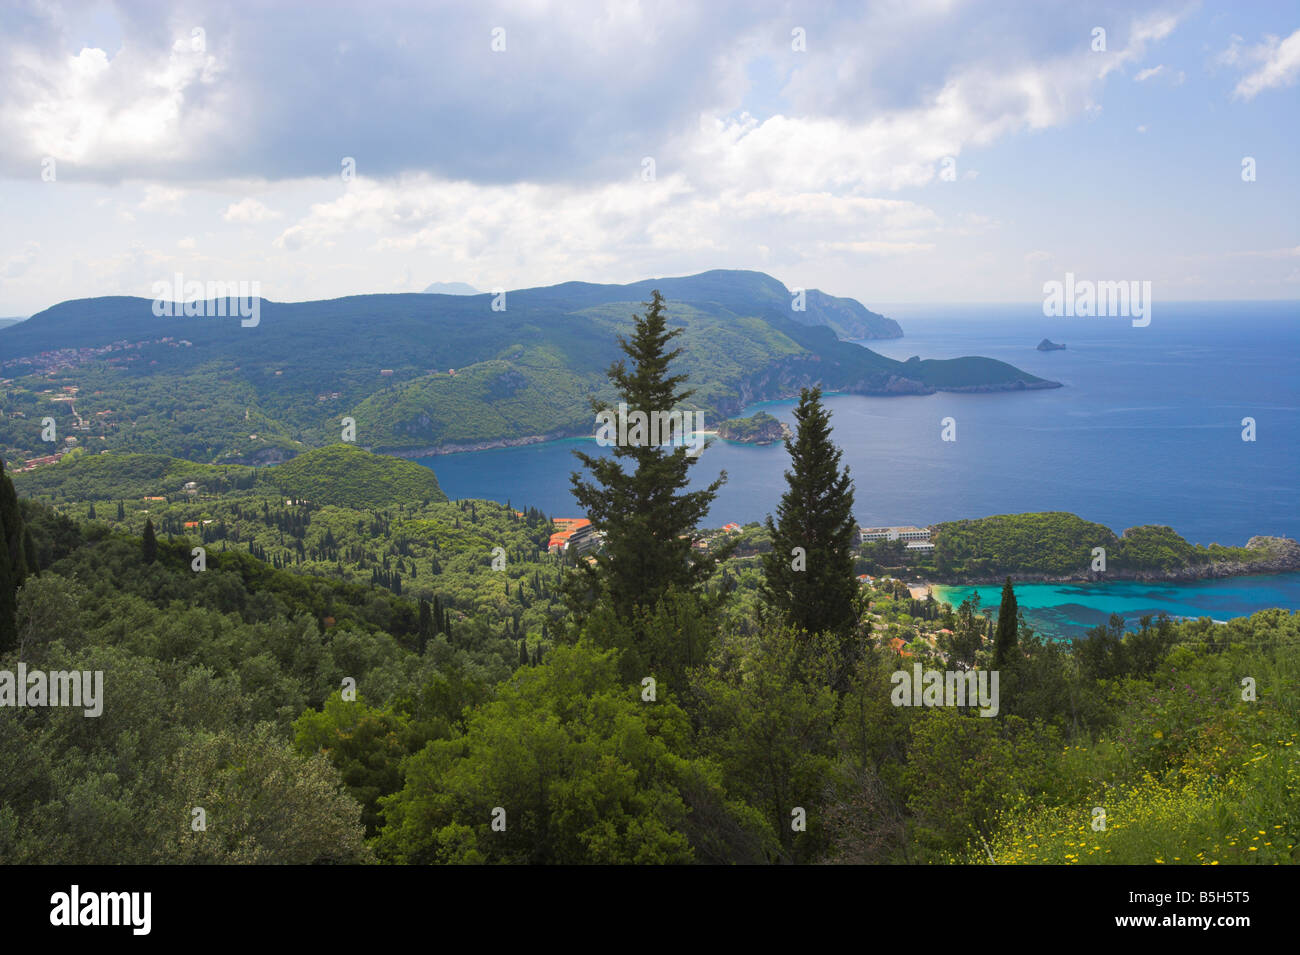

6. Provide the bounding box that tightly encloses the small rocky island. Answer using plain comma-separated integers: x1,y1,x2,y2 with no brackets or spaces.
716,411,791,446
1037,338,1066,351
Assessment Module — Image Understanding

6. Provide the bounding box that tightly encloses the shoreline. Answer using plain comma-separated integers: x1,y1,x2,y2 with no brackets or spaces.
927,566,1300,595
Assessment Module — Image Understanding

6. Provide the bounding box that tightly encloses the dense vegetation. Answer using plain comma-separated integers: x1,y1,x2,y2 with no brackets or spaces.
929,512,1292,579
3,491,1294,864
1,293,1292,866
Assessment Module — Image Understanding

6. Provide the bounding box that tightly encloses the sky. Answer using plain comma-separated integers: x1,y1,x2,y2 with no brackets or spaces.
0,0,1297,317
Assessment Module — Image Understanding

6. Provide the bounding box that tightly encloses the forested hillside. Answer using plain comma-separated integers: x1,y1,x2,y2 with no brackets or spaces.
929,512,1300,580
3,493,1296,864
0,270,1054,464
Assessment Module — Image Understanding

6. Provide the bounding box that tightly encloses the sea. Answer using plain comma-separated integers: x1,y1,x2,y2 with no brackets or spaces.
421,302,1299,632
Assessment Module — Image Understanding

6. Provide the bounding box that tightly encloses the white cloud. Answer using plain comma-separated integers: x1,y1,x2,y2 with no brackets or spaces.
223,198,280,223
1229,29,1300,100
1135,65,1164,81
1,241,40,279
2,39,226,173
139,185,186,211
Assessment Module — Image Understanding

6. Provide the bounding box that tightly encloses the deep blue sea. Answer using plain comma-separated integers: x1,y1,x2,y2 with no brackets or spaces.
422,302,1300,624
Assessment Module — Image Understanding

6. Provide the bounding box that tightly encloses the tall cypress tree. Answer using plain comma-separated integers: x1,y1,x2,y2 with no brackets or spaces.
762,387,859,643
568,290,730,628
417,598,433,654
993,577,1019,667
0,506,14,652
0,460,26,651
22,528,37,578
142,517,158,564
0,459,26,588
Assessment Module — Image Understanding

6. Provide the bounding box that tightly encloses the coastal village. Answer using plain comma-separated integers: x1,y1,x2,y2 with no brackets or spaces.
543,512,954,661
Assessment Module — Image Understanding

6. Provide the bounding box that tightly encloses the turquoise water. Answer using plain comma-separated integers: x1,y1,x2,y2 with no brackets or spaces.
932,574,1300,640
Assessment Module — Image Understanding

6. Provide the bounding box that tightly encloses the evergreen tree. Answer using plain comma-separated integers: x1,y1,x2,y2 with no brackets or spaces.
761,387,859,646
88,502,96,520
0,508,14,652
0,461,26,650
993,577,1019,667
142,517,158,564
519,639,529,666
568,290,730,632
0,459,26,588
116,500,125,520
22,528,37,577
417,599,433,655
941,595,984,668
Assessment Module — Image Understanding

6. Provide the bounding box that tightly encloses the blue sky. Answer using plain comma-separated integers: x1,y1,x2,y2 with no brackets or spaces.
0,0,1296,316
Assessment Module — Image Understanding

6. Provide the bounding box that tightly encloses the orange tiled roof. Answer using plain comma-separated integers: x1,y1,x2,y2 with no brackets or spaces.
552,518,591,531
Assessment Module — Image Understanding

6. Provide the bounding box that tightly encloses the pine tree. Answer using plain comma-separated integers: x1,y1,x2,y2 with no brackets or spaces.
519,639,529,666
116,500,125,520
761,387,859,644
993,577,1019,667
142,518,158,564
568,290,730,630
88,502,96,520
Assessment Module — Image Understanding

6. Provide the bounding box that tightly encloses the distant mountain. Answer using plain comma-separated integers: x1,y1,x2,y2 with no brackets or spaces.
423,282,481,295
1037,338,1066,351
0,269,1057,463
0,317,26,329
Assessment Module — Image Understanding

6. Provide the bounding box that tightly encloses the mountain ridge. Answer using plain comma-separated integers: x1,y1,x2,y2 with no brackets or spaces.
0,269,1056,465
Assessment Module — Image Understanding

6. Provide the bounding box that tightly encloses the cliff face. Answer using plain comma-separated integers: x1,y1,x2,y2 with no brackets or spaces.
795,288,904,340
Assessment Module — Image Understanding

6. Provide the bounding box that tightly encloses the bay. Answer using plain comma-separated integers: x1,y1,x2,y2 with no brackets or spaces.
420,301,1300,623
932,574,1300,641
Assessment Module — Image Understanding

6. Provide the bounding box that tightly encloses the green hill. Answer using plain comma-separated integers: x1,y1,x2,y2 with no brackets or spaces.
931,511,1294,579
11,445,445,509
1,270,1055,463
267,445,446,507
